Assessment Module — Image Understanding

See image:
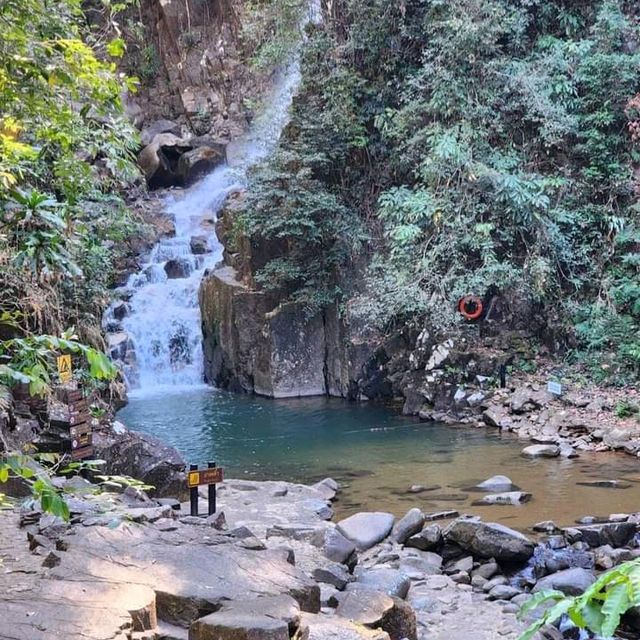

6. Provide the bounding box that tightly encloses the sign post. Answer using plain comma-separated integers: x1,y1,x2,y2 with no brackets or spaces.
187,462,224,517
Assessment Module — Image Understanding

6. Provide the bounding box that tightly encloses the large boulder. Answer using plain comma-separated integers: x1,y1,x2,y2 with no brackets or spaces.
177,145,225,185
137,133,225,188
140,119,181,146
337,512,395,551
533,568,596,596
92,423,187,499
137,133,191,188
444,519,535,563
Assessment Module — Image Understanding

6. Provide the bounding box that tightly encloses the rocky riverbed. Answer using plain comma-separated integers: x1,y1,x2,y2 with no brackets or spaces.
3,473,640,640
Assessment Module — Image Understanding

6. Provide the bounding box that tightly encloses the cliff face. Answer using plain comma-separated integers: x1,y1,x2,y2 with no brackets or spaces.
123,0,267,142
199,265,372,398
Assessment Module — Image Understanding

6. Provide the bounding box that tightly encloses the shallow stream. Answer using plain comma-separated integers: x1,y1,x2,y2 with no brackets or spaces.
119,387,640,530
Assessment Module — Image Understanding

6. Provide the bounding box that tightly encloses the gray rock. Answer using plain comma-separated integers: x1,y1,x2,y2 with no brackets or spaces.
471,574,487,589
337,512,395,551
312,478,339,500
353,568,411,599
522,444,560,458
302,613,390,640
483,576,508,592
164,258,192,279
473,561,499,580
424,510,459,521
444,519,535,562
406,484,441,494
140,119,181,146
398,554,443,580
454,388,467,404
476,475,515,492
559,444,579,458
336,590,417,640
177,145,225,185
488,584,520,600
323,527,357,565
392,508,425,544
446,556,473,575
533,568,596,596
575,522,637,548
473,491,532,506
577,480,631,489
190,594,300,640
450,571,471,584
533,521,561,534
467,392,486,408
190,235,209,255
313,564,352,590
93,427,187,499
405,524,442,551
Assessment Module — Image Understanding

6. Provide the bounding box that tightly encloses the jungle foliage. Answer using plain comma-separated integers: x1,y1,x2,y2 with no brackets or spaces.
239,0,640,383
0,0,140,385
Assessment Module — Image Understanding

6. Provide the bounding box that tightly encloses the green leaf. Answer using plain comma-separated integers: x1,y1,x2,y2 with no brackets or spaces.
600,582,630,638
106,37,126,58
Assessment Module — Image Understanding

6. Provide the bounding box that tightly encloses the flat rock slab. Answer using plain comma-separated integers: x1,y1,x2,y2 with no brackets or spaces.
53,520,320,626
190,595,301,640
302,613,390,640
337,512,395,551
336,589,417,640
1,505,320,640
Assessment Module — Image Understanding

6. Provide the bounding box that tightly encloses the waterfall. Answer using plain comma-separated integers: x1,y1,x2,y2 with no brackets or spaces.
106,3,319,397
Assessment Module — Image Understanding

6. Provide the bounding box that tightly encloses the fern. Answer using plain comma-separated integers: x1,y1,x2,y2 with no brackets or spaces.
518,559,640,639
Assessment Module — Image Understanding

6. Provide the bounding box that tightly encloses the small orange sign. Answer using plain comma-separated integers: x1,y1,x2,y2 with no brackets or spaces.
187,467,224,487
57,354,72,383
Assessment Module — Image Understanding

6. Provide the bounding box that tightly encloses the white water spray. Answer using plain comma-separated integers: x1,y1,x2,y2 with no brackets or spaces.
106,4,319,397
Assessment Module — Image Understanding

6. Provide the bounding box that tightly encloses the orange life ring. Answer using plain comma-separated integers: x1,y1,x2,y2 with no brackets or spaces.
458,295,484,321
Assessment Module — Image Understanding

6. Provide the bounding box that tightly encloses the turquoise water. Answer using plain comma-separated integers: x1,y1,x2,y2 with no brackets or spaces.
118,387,640,526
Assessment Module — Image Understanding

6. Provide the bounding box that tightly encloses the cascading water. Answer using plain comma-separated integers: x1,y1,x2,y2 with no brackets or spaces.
106,4,319,396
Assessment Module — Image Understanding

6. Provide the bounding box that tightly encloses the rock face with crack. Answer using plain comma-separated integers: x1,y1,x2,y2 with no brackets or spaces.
444,518,535,562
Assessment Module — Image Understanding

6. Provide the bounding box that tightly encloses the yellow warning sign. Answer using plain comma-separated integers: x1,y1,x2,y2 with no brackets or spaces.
57,354,72,383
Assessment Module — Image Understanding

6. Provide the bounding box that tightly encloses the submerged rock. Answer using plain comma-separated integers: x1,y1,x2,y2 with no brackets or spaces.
473,491,532,506
522,444,560,458
476,475,515,492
